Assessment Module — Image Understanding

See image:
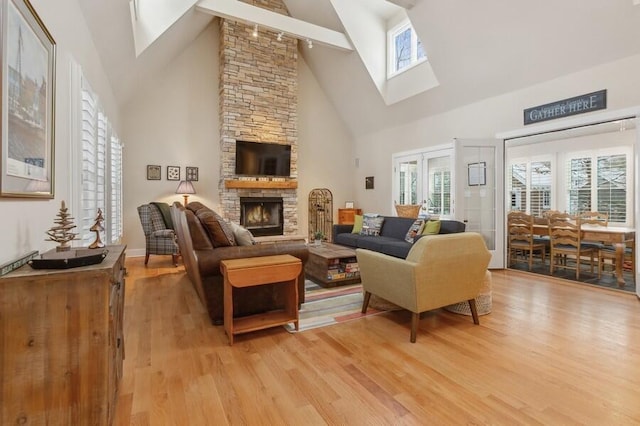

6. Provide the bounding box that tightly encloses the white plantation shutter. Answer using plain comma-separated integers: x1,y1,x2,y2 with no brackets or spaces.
507,160,552,215
530,161,551,217
80,75,123,246
508,162,527,211
565,152,629,224
597,154,627,223
109,133,123,243
81,79,99,244
567,156,592,214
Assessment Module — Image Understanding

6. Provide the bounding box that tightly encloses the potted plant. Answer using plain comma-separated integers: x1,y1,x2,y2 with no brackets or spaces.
313,231,324,246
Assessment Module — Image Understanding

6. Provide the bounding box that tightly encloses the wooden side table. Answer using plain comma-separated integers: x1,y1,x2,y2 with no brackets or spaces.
338,208,362,225
220,254,301,345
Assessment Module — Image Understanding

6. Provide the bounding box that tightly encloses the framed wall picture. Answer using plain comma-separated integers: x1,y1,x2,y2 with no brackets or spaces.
0,0,56,198
186,166,199,181
147,165,161,180
365,176,374,190
167,166,180,181
468,162,486,186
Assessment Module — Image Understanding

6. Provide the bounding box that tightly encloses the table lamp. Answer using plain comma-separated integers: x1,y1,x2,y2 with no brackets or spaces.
176,180,196,206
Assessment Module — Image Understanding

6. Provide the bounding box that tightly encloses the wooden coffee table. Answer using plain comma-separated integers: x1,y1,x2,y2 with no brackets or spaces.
305,243,361,287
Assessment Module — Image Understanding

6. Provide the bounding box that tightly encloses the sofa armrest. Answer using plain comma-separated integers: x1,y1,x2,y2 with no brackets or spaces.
356,248,418,311
196,241,309,279
332,224,354,241
151,229,175,238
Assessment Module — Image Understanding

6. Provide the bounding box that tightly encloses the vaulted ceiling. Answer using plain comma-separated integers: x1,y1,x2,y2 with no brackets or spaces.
78,0,640,138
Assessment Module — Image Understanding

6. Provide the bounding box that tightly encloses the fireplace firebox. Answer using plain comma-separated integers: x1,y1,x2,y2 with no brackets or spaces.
240,197,284,237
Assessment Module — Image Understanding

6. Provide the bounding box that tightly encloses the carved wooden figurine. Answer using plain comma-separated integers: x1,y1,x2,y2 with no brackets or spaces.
89,208,106,249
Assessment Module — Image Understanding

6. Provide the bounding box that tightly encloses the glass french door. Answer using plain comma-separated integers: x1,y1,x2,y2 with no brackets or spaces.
424,150,453,218
393,154,422,206
393,148,453,218
454,139,505,269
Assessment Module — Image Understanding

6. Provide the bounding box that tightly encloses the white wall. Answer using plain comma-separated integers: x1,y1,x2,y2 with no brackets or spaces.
352,53,640,216
0,0,119,265
297,57,355,239
122,23,354,254
121,24,219,256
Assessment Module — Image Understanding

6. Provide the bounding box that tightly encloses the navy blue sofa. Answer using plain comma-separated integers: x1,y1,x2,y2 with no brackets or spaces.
332,216,466,259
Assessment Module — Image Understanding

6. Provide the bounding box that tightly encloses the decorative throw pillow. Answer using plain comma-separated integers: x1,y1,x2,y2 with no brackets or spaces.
230,222,256,246
422,219,441,235
360,214,385,236
197,210,237,247
404,219,426,243
351,214,364,234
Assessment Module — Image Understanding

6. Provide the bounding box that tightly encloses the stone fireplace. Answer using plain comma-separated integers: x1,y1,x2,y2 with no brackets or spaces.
218,0,299,236
240,197,283,236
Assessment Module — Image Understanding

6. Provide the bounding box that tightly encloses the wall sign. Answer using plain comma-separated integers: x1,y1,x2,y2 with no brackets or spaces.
524,90,607,125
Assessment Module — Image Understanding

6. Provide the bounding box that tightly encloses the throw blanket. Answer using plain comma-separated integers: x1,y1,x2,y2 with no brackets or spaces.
151,202,174,230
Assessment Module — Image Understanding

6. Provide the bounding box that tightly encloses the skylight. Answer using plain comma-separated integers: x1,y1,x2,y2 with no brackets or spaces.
388,19,427,78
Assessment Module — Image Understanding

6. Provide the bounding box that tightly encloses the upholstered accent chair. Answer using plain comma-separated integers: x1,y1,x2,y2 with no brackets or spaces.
357,232,491,343
137,203,179,266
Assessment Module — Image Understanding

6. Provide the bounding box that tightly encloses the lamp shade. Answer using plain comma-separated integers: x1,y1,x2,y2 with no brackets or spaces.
175,180,195,195
176,180,196,206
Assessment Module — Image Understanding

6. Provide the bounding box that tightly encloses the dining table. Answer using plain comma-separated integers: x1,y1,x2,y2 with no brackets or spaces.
532,223,635,287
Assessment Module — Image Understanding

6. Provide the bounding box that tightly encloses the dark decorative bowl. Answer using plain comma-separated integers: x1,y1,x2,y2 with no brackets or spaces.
29,248,109,270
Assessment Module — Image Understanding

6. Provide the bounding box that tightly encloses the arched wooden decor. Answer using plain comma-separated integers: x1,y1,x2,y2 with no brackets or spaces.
308,188,333,243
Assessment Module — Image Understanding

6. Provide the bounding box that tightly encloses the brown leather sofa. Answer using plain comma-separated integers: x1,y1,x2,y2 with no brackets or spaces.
171,201,309,325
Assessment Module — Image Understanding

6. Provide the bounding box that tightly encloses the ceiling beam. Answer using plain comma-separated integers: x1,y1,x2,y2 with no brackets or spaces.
386,0,417,9
196,0,353,51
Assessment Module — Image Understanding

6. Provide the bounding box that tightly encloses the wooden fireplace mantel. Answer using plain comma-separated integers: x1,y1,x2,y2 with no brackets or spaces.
224,179,298,189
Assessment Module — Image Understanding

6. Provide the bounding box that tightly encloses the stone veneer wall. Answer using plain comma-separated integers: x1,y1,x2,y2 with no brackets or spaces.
218,0,298,235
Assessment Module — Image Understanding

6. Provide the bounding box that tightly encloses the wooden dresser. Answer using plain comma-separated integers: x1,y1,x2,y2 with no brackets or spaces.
338,208,362,225
0,245,126,425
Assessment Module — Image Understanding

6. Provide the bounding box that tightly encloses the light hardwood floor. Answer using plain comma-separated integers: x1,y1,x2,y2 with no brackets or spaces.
116,257,640,425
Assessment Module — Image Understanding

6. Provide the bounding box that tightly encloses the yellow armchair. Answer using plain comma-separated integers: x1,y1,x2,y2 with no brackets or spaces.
357,232,491,342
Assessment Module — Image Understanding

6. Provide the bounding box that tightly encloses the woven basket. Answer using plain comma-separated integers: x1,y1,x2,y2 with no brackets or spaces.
395,204,421,218
444,270,493,316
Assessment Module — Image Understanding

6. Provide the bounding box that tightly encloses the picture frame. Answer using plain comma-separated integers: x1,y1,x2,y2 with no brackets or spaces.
468,162,486,186
186,166,199,181
345,201,354,209
147,165,161,180
0,0,56,198
365,176,374,190
167,165,180,181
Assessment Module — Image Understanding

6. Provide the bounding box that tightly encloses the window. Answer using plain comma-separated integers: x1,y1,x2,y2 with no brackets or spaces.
509,149,631,225
79,75,123,246
508,159,552,217
388,20,426,77
566,152,628,223
393,149,452,218
397,158,418,205
427,156,451,216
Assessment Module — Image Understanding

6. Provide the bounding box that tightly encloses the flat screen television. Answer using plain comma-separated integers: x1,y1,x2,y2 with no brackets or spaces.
235,140,291,177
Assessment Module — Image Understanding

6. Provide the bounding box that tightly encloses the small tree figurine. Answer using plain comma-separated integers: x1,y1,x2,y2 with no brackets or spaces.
45,200,78,252
89,208,105,249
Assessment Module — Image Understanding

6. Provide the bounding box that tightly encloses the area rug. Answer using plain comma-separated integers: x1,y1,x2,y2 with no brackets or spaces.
284,280,399,333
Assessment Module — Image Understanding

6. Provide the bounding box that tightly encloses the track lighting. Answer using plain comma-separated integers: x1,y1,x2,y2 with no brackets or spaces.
252,24,258,38
277,32,283,41
306,39,313,48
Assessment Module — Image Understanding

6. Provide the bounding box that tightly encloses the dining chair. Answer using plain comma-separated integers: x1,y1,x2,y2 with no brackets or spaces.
579,211,609,225
599,239,635,279
548,213,596,279
578,211,609,272
507,211,546,271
